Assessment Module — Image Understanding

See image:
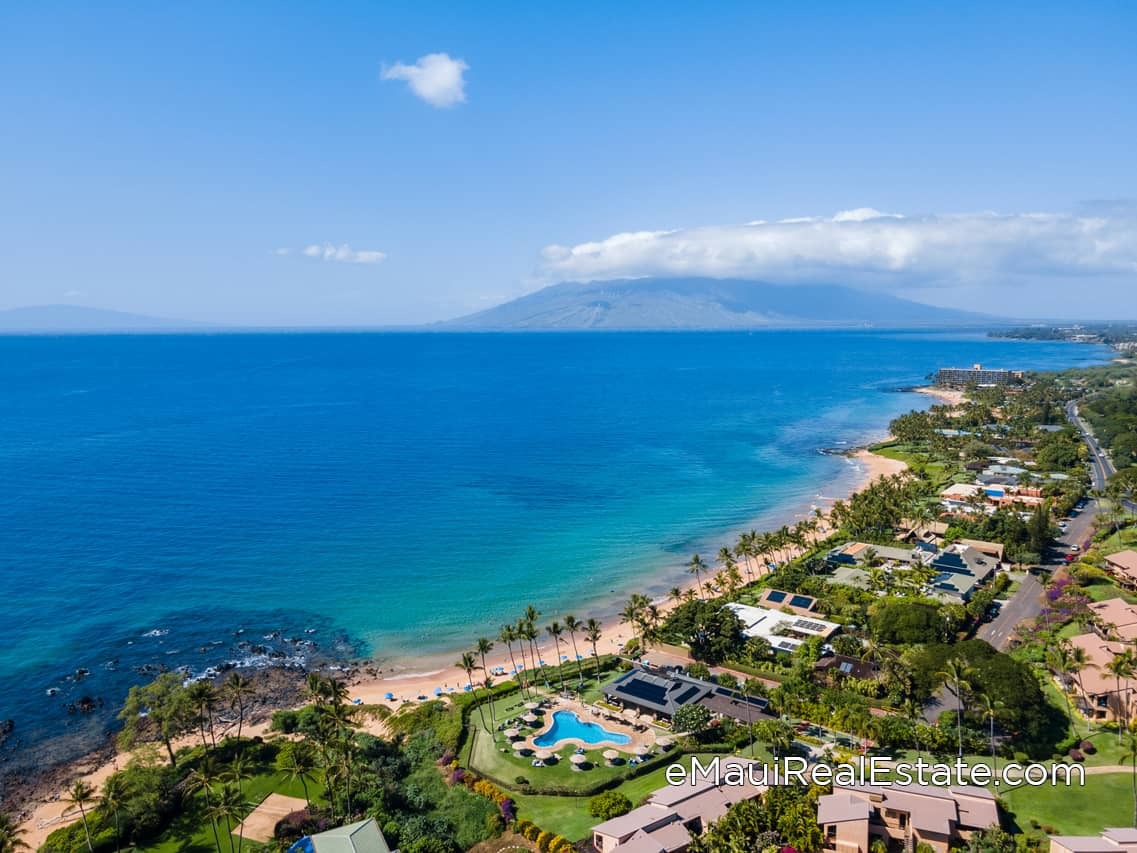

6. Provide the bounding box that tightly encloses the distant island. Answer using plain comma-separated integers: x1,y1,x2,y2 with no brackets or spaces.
440,278,1001,330
2,280,1003,333
0,305,207,333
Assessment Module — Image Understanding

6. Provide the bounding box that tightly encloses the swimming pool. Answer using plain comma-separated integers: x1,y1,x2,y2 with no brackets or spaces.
532,710,632,747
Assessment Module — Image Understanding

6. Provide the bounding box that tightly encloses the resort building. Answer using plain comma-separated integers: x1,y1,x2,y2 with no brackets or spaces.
1050,828,1137,853
290,819,392,853
1088,598,1137,642
1104,551,1137,591
590,756,767,852
814,654,878,684
604,667,771,725
756,588,820,615
934,364,1023,388
825,540,997,602
724,602,840,652
818,782,998,853
1064,633,1134,721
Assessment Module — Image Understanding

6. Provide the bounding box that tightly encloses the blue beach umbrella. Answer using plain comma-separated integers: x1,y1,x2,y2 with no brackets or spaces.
384,692,394,701
434,687,443,696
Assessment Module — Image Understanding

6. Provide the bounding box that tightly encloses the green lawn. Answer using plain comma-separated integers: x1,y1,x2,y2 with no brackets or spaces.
139,767,318,853
509,753,724,842
1001,773,1137,834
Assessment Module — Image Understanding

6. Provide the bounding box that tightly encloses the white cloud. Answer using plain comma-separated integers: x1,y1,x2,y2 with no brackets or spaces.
276,243,386,265
536,209,1137,288
381,52,468,108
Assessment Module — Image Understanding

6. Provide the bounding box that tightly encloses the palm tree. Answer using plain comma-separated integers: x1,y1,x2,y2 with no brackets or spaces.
475,636,496,729
207,784,244,853
668,586,684,607
585,618,603,682
456,651,488,731
979,695,1004,773
1047,644,1076,736
187,680,219,748
741,678,762,757
563,615,586,689
226,754,253,797
938,658,972,758
546,621,567,692
186,759,224,853
512,619,531,694
223,672,255,743
0,814,28,853
305,672,326,707
64,780,96,853
523,605,542,686
620,594,649,650
1107,650,1136,744
687,554,707,599
1122,729,1137,828
100,773,127,853
499,623,527,698
1068,643,1091,720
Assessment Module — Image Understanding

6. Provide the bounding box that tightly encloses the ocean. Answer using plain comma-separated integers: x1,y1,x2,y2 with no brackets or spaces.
0,330,1111,777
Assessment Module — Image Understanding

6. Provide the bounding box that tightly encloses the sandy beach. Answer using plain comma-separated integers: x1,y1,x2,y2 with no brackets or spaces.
12,443,911,844
913,385,967,407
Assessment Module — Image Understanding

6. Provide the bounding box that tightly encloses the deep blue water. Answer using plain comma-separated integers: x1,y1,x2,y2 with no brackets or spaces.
0,330,1111,777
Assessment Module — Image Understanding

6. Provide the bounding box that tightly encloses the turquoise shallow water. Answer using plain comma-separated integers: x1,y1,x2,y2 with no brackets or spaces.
533,711,631,747
0,330,1110,776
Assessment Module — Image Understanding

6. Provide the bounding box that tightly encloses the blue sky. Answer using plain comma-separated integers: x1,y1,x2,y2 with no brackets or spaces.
1,1,1135,324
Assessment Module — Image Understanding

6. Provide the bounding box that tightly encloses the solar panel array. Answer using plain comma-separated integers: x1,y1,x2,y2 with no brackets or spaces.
794,618,829,633
765,590,787,603
789,594,814,609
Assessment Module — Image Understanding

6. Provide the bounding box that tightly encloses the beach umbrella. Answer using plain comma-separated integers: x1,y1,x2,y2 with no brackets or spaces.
638,713,654,724
602,749,620,764
535,749,554,761
635,744,650,757
521,713,539,724
511,740,528,752
524,701,540,710
622,708,639,721
656,736,673,749
569,753,587,766
561,654,568,661
504,728,520,739
384,692,394,701
463,684,471,691
434,687,443,695
448,686,456,692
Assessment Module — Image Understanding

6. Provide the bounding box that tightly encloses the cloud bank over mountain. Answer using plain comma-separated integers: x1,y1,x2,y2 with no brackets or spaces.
537,208,1137,290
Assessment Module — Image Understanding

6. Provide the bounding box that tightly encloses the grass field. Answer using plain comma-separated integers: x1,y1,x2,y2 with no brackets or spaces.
139,768,316,853
1001,773,1136,834
509,753,724,842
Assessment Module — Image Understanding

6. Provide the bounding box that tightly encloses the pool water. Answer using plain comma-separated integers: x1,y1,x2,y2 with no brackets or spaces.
532,710,632,747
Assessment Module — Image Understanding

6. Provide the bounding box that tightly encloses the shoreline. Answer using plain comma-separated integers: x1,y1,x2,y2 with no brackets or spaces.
7,398,918,841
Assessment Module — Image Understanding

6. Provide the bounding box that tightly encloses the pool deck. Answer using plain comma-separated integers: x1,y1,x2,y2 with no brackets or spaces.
517,697,656,755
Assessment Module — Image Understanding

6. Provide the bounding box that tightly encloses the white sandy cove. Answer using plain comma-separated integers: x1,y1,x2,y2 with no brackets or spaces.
17,444,912,846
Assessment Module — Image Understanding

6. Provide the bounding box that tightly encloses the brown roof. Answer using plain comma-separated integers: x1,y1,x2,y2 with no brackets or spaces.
1089,598,1137,641
1067,633,1132,699
818,793,873,824
1106,551,1137,579
592,804,677,842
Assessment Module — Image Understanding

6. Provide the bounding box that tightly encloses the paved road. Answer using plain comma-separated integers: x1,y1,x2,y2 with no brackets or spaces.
1067,401,1115,491
977,573,1044,650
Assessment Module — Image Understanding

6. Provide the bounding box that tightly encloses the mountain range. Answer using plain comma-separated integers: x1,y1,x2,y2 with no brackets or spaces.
1,280,1000,332
440,278,996,330
0,305,207,332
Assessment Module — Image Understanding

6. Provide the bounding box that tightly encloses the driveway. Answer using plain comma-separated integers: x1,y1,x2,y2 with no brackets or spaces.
977,573,1044,651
